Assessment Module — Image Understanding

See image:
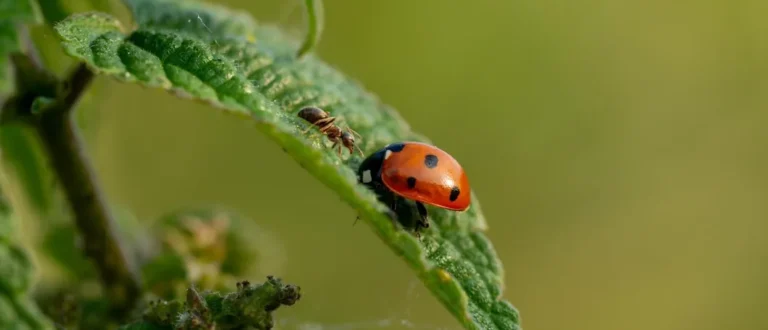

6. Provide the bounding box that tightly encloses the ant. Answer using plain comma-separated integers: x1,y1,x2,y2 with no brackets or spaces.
298,106,364,157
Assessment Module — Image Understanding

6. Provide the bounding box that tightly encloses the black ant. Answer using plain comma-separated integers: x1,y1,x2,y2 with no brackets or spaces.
298,106,364,157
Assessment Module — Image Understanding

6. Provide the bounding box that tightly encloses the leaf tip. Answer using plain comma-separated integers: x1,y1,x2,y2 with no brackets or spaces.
53,11,125,40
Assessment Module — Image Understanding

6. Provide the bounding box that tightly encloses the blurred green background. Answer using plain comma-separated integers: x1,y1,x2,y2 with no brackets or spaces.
27,0,768,329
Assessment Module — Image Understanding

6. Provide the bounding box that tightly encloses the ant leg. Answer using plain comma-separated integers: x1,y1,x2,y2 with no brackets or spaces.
301,125,315,134
302,118,336,134
415,202,430,229
314,117,336,127
353,215,360,226
319,119,337,134
353,144,365,157
301,124,324,135
318,123,336,134
331,141,343,156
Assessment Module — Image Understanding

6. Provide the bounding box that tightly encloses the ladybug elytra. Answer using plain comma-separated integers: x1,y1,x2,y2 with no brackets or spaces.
357,142,471,232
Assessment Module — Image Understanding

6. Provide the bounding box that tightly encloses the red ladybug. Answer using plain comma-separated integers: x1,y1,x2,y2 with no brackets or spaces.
357,142,471,231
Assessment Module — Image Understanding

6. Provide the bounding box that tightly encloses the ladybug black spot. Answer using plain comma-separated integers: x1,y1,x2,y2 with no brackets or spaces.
449,186,460,201
424,154,438,168
407,177,417,189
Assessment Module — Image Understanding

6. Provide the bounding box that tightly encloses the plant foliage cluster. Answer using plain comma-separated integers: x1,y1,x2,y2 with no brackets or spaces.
0,0,520,329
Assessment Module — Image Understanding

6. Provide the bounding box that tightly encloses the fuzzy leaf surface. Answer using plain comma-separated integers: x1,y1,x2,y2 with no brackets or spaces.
54,0,520,328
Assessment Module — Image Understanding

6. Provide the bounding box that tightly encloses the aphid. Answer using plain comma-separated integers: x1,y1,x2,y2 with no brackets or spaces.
298,107,364,157
357,142,471,233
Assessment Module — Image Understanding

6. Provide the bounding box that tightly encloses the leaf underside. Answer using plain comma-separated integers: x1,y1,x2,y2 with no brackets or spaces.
53,0,520,328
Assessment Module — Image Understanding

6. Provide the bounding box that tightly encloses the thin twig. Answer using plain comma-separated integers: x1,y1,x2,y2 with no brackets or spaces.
34,64,141,319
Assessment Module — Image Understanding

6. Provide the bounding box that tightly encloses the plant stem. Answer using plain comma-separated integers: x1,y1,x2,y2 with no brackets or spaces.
296,0,324,58
34,64,140,319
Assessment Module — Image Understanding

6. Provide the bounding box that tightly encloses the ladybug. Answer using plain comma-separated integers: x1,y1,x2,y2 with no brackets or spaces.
357,142,471,232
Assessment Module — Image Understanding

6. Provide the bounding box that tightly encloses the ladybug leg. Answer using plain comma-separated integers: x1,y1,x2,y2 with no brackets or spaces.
367,189,399,225
415,202,430,228
390,195,399,212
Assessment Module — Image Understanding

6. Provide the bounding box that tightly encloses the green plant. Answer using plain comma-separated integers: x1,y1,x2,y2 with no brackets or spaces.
0,173,55,329
0,0,521,329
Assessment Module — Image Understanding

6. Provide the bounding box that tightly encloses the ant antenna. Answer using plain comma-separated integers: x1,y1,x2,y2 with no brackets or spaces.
345,124,362,139
353,144,365,157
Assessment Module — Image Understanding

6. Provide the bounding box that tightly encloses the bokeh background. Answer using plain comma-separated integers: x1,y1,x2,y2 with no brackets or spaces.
27,1,768,329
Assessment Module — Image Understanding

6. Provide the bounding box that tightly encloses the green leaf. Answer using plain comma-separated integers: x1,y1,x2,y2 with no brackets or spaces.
0,125,55,214
0,0,42,23
29,96,54,114
0,0,42,59
141,251,188,300
0,0,56,215
0,21,18,97
0,176,55,330
40,203,152,282
296,0,324,58
143,207,287,300
0,237,33,296
0,0,42,97
53,0,520,328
